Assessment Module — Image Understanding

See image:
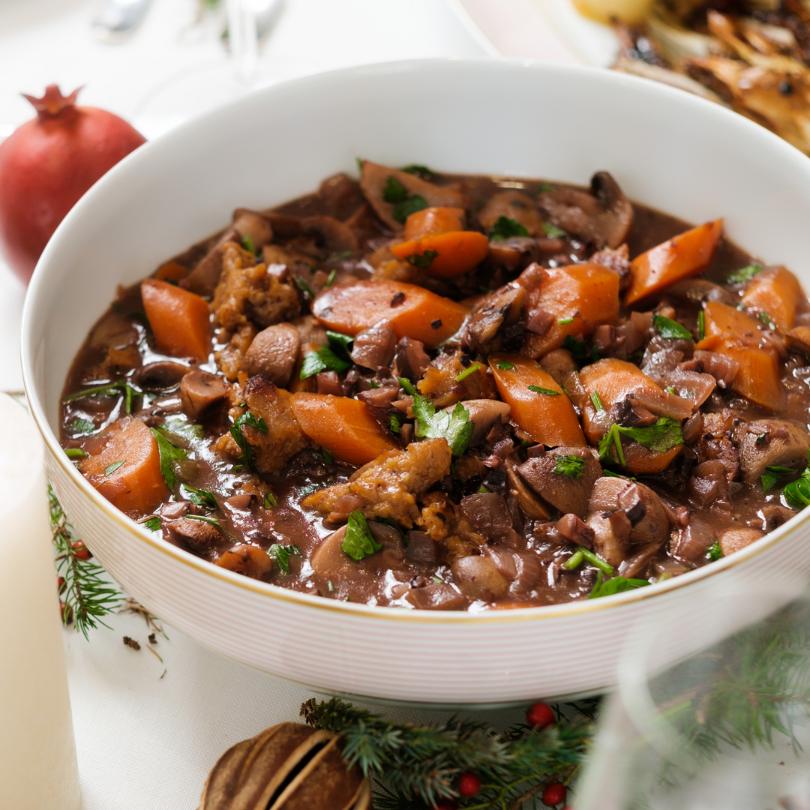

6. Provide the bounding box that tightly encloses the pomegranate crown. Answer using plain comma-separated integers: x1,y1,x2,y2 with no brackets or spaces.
22,84,83,118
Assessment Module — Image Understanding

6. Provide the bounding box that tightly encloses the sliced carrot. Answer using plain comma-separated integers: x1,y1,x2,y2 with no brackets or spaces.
404,206,465,240
522,262,620,357
312,279,468,347
698,300,762,345
291,393,397,466
141,278,211,361
391,231,489,278
622,445,682,475
489,354,585,447
741,266,802,332
80,417,168,515
154,260,188,283
625,219,723,305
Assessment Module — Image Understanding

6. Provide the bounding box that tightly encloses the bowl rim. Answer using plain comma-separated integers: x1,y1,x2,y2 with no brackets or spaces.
22,57,810,625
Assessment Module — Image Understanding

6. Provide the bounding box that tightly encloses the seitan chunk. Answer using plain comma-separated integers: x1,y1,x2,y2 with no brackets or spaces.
215,375,307,474
303,438,452,526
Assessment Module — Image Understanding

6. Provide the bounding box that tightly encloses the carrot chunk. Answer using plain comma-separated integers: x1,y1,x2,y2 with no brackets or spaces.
489,354,585,447
741,266,802,332
391,231,489,278
404,206,465,240
625,219,723,305
522,262,621,357
80,417,168,515
312,279,468,347
141,278,211,361
291,393,397,466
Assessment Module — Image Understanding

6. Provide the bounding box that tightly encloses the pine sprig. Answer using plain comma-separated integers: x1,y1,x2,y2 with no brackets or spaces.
49,486,122,638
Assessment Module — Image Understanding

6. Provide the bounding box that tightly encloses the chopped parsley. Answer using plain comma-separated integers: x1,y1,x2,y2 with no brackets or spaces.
407,250,438,269
589,573,650,599
229,411,268,469
341,510,382,561
413,395,473,456
543,222,567,238
325,268,337,287
389,413,402,434
180,483,218,509
727,263,762,285
598,417,683,466
398,377,417,395
383,176,408,203
150,427,187,490
240,234,256,254
579,547,614,575
782,451,810,509
141,516,162,532
758,310,776,329
496,360,515,370
320,447,334,465
268,543,301,575
563,334,599,365
402,164,435,180
489,216,529,241
554,454,586,479
293,275,315,300
590,391,604,412
707,541,724,561
326,330,353,355
185,514,222,530
382,175,428,223
67,417,95,437
653,314,693,340
562,549,585,570
65,448,88,460
263,491,278,508
761,465,798,492
696,309,706,341
558,317,574,325
103,460,125,476
527,385,559,396
300,346,350,379
63,379,140,415
455,362,483,383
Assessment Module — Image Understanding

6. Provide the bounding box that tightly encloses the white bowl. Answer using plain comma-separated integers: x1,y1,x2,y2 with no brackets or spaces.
22,60,810,704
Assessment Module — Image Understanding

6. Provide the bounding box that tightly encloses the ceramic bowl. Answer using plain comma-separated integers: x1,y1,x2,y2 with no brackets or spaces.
22,60,810,704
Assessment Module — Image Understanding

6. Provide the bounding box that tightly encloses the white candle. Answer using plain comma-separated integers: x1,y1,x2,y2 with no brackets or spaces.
0,394,80,810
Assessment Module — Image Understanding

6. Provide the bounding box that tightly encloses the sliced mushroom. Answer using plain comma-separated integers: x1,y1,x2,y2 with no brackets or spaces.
459,492,515,540
215,544,273,579
517,447,602,518
454,399,511,446
351,321,397,371
133,360,189,390
588,476,670,547
538,171,633,249
242,323,300,386
461,282,525,353
179,369,229,420
301,215,358,252
167,515,221,553
359,160,463,231
232,208,274,249
719,527,763,557
393,337,430,380
587,510,631,568
787,325,810,355
181,228,239,296
668,278,737,306
477,190,544,236
451,555,510,601
735,419,810,483
505,459,550,520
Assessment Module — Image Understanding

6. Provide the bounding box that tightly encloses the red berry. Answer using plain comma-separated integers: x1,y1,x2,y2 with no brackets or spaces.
71,540,91,560
542,782,567,806
56,576,66,592
458,771,481,798
526,701,555,729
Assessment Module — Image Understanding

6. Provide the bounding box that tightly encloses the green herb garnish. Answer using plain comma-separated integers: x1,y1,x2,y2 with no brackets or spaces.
455,362,483,383
598,417,683,466
554,455,585,479
579,547,615,576
294,275,315,300
558,317,574,325
65,448,88,460
543,222,567,238
241,234,256,254
782,452,810,509
163,417,205,441
697,309,705,341
589,573,650,599
103,460,125,476
402,164,435,180
406,250,438,269
562,549,585,570
383,176,408,203
181,483,218,509
761,465,798,492
653,314,693,340
758,310,776,329
268,543,301,575
496,360,515,370
185,514,222,529
229,411,268,469
398,377,417,395
325,268,337,287
728,263,763,285
150,427,187,490
68,417,95,437
64,380,140,415
392,195,428,224
590,391,604,412
263,491,278,508
413,396,473,456
326,330,353,355
300,346,351,379
141,516,162,532
389,413,402,435
489,216,529,241
707,541,724,561
341,510,382,561
527,385,559,396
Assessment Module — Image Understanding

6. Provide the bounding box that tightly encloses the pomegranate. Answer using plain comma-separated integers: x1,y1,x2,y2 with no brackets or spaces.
0,85,145,282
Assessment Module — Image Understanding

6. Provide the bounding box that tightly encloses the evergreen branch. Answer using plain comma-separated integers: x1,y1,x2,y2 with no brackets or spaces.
49,486,122,638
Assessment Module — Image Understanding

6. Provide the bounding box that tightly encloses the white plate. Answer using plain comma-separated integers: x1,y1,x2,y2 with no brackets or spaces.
23,59,810,704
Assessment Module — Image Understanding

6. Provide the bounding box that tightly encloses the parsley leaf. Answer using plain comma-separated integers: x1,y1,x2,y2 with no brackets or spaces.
383,176,408,203
268,543,301,575
398,377,417,395
103,460,125,476
68,417,95,437
229,411,267,469
761,465,798,492
496,360,515,370
489,216,529,241
782,452,810,509
727,263,762,285
389,413,402,434
401,164,435,181
707,541,724,561
696,309,706,341
554,455,585,479
185,514,222,529
392,195,427,224
65,447,88,460
64,380,140,415
413,396,473,456
341,510,382,561
141,516,162,532
543,222,567,238
263,491,278,508
598,417,683,466
300,346,351,379
181,483,218,509
455,362,482,383
589,573,650,599
406,250,438,269
528,385,559,396
150,427,188,491
293,275,315,300
241,234,256,254
590,391,604,411
653,314,693,340
326,330,353,356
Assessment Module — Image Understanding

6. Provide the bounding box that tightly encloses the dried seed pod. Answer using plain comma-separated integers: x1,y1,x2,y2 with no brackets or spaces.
198,722,370,810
